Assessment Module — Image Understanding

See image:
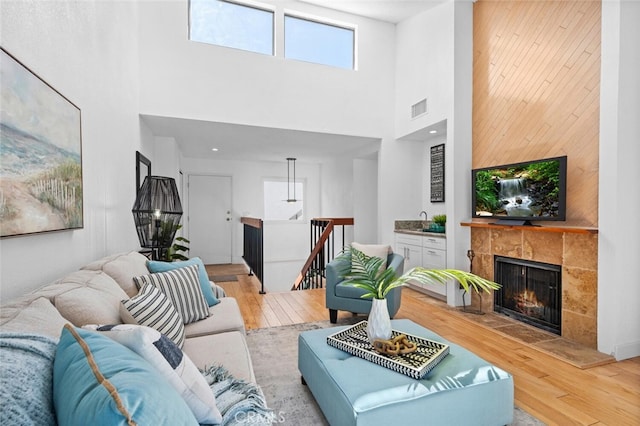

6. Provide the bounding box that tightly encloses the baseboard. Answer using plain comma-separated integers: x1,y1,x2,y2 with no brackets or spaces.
614,340,640,361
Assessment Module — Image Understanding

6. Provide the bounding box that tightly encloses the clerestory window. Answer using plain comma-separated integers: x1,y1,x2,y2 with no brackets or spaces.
284,14,355,69
189,1,357,69
189,0,274,55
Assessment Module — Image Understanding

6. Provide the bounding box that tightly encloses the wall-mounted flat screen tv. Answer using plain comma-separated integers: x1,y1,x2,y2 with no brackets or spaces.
472,156,567,225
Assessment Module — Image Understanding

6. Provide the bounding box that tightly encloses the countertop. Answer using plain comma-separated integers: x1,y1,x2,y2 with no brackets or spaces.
394,220,446,238
394,229,446,238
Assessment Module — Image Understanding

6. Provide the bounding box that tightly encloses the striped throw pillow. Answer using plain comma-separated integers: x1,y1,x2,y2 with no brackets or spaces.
120,283,185,348
133,264,210,325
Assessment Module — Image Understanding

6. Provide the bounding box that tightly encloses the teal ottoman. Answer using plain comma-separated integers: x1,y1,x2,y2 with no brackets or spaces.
298,319,514,426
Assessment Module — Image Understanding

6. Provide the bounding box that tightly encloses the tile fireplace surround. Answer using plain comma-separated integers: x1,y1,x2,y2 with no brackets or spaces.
465,223,598,349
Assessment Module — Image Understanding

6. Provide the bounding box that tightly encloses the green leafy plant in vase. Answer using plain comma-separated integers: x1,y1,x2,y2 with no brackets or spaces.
337,246,500,343
430,214,446,233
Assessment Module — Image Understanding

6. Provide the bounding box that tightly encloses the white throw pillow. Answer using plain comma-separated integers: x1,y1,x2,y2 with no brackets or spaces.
120,283,185,348
133,264,209,325
83,324,222,425
351,242,392,275
351,242,391,263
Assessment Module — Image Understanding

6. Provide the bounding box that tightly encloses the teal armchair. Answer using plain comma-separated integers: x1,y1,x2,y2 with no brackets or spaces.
325,252,405,323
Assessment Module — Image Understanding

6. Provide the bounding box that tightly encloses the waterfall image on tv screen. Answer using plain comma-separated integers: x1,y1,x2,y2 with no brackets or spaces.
473,157,566,220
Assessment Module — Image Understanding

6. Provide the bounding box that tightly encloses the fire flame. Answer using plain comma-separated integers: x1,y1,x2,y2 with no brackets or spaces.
516,289,545,311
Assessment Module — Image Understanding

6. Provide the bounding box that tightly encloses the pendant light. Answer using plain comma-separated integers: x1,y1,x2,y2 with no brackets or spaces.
286,157,298,203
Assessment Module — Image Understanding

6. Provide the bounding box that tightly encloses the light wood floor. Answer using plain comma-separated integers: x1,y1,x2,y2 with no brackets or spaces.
209,264,640,425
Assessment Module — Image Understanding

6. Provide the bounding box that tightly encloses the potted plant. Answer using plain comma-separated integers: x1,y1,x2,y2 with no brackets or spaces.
165,234,190,261
430,214,446,233
159,224,190,261
337,246,500,343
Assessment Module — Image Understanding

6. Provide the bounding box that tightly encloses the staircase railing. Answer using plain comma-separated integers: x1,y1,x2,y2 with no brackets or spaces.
241,217,265,294
292,218,354,291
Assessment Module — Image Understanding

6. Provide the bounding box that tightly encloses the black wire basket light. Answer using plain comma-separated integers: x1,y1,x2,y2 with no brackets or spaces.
132,176,183,260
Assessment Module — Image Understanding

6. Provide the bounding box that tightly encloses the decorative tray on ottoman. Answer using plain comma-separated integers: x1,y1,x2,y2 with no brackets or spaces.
326,321,450,379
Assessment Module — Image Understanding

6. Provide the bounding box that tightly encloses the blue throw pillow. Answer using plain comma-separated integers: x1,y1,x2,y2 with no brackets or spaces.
147,257,220,306
83,324,222,424
53,324,198,426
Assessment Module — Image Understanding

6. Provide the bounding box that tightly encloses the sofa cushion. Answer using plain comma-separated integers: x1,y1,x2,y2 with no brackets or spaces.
335,282,371,299
184,297,246,338
133,265,210,324
50,270,129,327
81,251,149,297
0,297,69,339
84,324,222,425
183,331,255,384
120,283,185,348
0,333,58,426
147,257,220,307
53,324,198,425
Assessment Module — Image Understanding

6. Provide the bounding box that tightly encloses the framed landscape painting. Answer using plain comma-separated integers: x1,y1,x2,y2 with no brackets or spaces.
0,48,83,237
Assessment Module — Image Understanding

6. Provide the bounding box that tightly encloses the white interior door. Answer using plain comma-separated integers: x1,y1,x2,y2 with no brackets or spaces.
188,175,232,264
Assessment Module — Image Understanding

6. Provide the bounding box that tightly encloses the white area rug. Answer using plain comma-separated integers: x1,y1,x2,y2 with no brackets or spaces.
246,320,545,425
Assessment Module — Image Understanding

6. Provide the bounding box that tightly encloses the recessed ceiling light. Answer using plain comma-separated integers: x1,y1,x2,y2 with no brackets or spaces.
211,148,219,152
429,130,437,134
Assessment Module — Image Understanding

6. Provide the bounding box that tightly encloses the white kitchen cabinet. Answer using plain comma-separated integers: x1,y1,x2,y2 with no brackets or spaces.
395,232,447,297
395,234,422,275
422,236,447,296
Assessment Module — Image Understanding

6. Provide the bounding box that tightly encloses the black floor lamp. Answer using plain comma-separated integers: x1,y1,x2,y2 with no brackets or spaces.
132,176,183,261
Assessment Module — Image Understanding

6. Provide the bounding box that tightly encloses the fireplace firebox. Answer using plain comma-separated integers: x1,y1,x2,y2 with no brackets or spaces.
494,256,561,334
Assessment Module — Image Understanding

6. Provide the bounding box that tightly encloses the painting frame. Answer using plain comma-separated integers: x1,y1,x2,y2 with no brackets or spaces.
136,151,151,196
1,47,83,238
430,143,445,203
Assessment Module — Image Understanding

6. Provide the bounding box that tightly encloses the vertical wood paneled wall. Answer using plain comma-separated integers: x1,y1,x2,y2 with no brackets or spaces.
473,0,601,227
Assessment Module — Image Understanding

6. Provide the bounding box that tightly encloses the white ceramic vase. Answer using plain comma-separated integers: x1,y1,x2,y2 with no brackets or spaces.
367,298,392,343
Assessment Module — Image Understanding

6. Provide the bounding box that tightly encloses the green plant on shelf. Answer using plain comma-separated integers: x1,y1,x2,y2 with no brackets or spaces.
432,214,446,226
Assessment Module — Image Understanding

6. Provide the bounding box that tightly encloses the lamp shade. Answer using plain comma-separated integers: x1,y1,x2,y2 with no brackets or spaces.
132,176,183,257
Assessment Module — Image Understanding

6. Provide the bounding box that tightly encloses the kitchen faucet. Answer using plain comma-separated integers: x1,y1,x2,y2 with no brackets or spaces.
420,211,428,221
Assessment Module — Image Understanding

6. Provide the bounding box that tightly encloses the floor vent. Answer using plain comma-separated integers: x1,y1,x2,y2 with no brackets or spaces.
411,98,428,118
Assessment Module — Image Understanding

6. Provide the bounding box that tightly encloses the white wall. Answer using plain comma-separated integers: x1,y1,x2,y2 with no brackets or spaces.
598,0,640,360
353,157,378,244
139,119,157,163
137,0,396,139
153,136,182,182
377,136,424,245
0,0,142,301
395,3,455,138
319,158,354,218
446,0,474,306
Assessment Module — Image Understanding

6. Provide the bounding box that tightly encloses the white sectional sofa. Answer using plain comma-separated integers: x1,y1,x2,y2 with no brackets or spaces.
0,251,260,425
